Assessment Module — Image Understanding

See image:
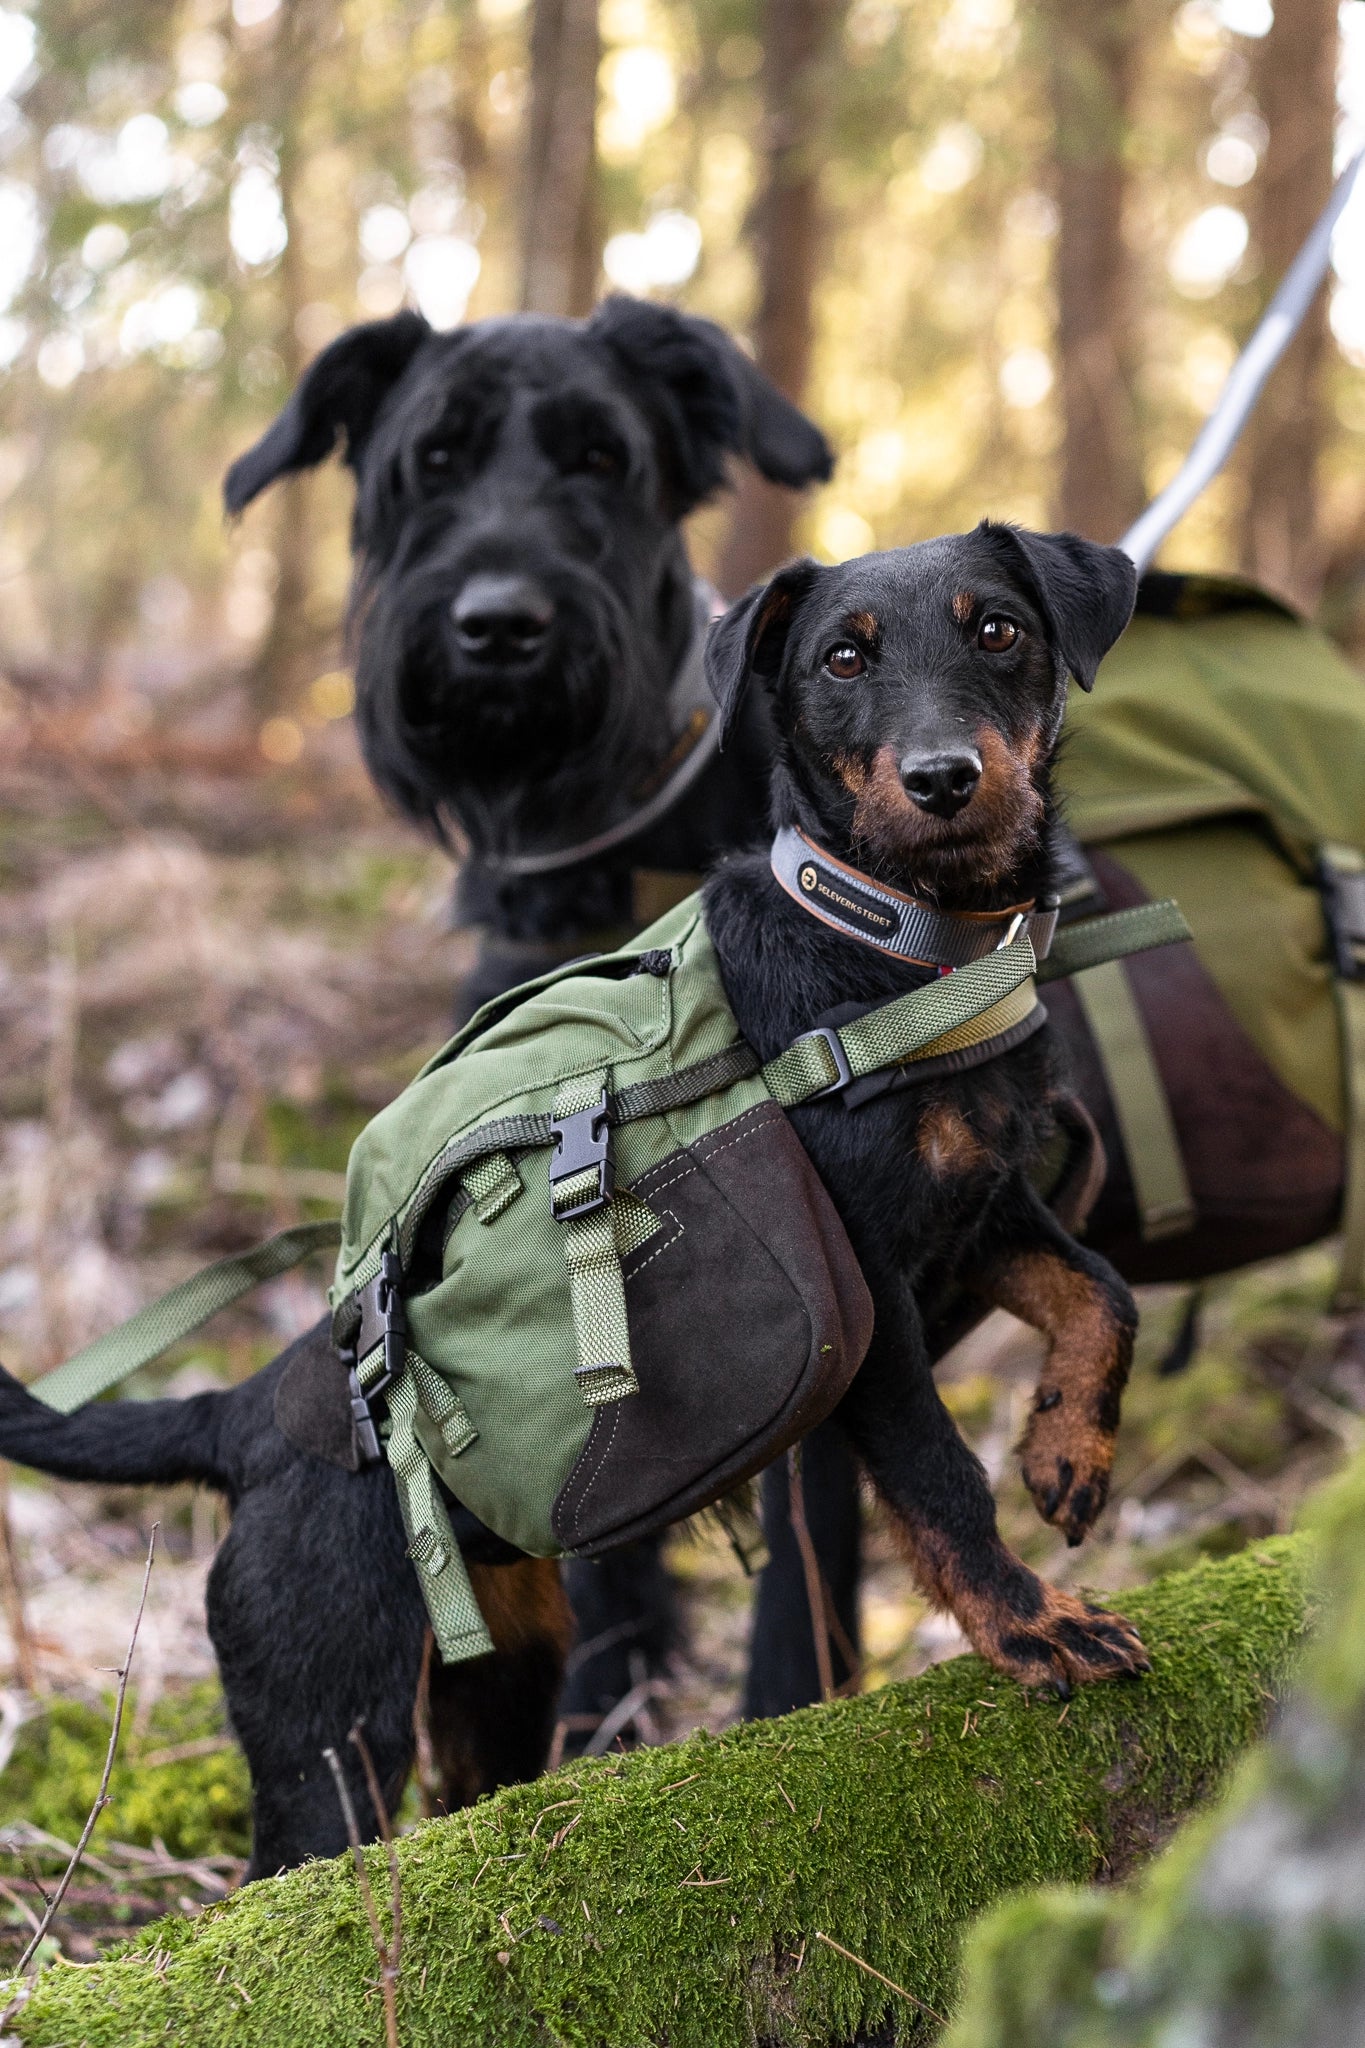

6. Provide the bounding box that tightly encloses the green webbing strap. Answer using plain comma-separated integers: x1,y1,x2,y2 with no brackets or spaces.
1322,844,1365,1309
1072,959,1195,1240
462,1150,523,1224
365,1347,493,1663
763,932,1040,1107
1038,899,1192,983
552,1073,639,1407
29,1220,343,1415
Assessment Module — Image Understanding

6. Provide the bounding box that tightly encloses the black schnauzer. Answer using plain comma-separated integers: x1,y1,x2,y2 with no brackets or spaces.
0,522,1147,1879
224,296,832,1020
225,297,834,1735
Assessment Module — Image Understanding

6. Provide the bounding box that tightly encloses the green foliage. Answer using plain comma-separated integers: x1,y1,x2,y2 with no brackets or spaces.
10,1540,1311,2047
944,1450,1365,2048
0,1683,251,1863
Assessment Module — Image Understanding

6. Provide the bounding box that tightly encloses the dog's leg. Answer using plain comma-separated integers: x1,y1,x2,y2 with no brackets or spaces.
839,1279,1147,1694
207,1454,428,1881
979,1183,1138,1547
425,1559,572,1804
557,1540,680,1747
745,1422,862,1718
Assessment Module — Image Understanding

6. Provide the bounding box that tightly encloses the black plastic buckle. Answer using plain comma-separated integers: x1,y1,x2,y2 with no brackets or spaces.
348,1365,383,1466
348,1247,406,1454
1319,853,1365,981
790,1025,854,1100
549,1087,614,1217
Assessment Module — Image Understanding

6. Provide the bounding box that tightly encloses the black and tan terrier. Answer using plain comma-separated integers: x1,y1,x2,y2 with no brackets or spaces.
701,522,1148,1687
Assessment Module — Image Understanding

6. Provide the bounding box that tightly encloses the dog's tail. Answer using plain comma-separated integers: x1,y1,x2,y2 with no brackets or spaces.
0,1363,239,1494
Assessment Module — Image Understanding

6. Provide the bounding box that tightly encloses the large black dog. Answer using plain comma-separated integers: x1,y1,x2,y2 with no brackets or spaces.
0,523,1148,1878
225,298,835,1730
225,296,832,1019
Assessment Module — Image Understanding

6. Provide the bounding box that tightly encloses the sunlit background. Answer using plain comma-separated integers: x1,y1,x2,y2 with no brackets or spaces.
0,0,1363,756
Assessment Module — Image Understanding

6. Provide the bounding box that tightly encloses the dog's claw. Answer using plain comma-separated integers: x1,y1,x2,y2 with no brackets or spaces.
976,1583,1147,1695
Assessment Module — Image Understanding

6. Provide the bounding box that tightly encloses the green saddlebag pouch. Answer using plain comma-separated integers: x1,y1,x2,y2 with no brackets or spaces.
325,886,1113,1664
27,887,1186,1665
1062,571,1365,1297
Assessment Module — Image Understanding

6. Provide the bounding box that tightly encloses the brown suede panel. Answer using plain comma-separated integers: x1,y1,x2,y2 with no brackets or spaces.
554,1101,873,1554
1048,848,1343,1283
273,1317,360,1471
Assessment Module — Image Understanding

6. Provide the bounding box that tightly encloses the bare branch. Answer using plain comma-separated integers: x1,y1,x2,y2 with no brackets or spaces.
11,1524,157,1978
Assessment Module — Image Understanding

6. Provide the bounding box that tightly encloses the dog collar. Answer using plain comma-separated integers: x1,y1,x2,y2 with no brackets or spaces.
770,826,1060,968
478,582,724,879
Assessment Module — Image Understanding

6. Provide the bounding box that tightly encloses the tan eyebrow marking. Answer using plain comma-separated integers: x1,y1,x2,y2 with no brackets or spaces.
952,590,975,624
845,610,879,641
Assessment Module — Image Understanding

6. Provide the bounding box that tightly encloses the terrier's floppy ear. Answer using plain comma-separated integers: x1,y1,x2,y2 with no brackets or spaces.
590,297,833,514
224,311,431,514
978,523,1137,691
705,559,822,746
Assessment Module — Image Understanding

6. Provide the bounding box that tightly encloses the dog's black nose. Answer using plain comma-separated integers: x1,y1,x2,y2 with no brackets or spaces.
452,575,555,661
899,748,982,819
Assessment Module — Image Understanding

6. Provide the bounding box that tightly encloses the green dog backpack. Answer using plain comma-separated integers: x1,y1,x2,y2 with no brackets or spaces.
1060,571,1365,1296
28,884,1187,1663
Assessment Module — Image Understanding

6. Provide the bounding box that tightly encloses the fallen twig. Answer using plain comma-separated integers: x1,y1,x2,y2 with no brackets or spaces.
9,1525,156,1980
813,1929,946,2024
323,1728,401,2048
583,1677,670,1757
786,1447,835,1702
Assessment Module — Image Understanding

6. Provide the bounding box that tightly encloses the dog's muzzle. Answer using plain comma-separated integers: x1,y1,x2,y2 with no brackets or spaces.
899,748,982,820
451,573,556,665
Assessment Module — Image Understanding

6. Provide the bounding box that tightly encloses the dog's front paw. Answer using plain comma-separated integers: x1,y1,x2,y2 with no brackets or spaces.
976,1580,1149,1698
1020,1391,1114,1546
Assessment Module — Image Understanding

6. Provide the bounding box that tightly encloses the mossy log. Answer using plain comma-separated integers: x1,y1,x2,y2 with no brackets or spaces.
943,1453,1365,2048
9,1541,1313,2048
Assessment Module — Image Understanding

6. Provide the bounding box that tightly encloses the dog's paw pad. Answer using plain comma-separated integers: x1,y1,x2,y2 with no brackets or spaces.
1021,1409,1114,1543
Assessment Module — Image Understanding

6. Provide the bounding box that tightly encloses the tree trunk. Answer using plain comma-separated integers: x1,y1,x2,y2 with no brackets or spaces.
714,0,843,598
1239,0,1339,610
1043,0,1146,543
11,1541,1310,2045
247,0,324,720
519,0,600,317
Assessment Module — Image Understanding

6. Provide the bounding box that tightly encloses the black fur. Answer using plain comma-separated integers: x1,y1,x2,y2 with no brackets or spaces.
225,301,831,1019
699,528,1148,1698
0,525,1147,1873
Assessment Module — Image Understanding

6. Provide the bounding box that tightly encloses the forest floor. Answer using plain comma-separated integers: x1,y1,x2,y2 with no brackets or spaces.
0,679,1361,1965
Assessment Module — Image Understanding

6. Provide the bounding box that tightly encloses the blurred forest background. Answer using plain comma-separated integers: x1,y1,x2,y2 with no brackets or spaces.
0,0,1364,1958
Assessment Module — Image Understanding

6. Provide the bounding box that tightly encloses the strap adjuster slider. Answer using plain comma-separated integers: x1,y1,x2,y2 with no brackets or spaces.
790,1024,854,1100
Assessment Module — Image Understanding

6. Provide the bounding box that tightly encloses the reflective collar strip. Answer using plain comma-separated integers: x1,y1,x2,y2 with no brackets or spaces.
770,825,1058,969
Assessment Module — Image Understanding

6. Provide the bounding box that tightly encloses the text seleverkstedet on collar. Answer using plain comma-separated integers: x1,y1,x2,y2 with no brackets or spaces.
769,824,1060,969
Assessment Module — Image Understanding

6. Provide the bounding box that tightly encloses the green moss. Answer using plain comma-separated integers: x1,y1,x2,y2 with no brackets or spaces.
944,1451,1365,2048
9,1539,1311,2048
0,1684,251,1862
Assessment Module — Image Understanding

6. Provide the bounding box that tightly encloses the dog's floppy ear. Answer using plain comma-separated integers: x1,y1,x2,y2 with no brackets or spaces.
224,311,431,514
589,296,833,512
979,522,1137,691
706,558,821,745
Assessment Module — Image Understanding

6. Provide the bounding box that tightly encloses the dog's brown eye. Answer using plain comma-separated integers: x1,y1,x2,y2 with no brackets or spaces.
419,444,452,475
581,445,620,477
978,616,1019,652
825,643,865,679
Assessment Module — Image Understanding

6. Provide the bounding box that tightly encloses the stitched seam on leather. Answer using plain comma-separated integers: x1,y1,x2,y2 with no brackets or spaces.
622,1209,684,1282
691,1101,782,1160
566,1399,621,1530
627,1154,699,1201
